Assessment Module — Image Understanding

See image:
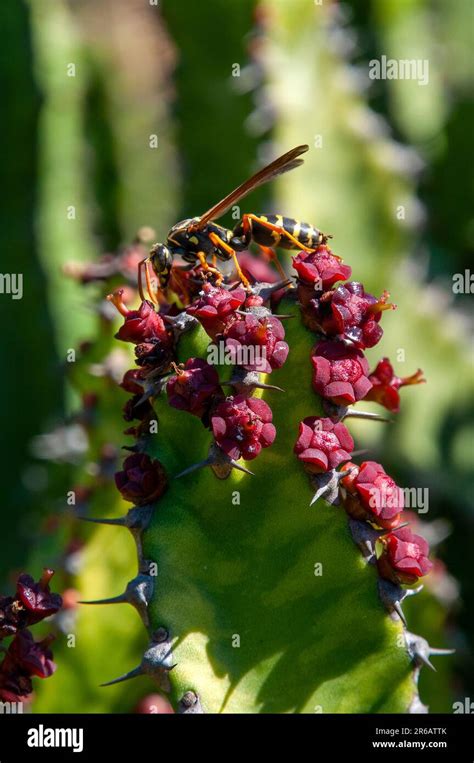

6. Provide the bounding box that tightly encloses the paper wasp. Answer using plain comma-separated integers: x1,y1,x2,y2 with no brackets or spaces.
139,144,327,303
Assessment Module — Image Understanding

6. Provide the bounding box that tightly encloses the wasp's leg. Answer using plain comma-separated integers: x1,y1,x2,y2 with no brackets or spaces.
243,213,316,252
196,252,225,286
208,232,250,289
257,245,291,282
138,258,159,305
146,258,161,305
138,257,160,305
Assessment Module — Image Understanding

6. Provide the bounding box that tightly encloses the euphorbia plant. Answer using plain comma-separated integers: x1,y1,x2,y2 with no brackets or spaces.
81,237,451,713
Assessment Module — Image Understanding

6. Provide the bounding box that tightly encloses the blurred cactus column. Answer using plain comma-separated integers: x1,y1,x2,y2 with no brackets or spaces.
263,0,420,289
371,0,473,276
28,0,97,357
71,0,179,243
161,0,265,219
0,0,65,581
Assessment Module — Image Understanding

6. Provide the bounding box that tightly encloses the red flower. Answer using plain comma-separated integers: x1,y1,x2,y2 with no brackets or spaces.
120,369,146,395
134,340,171,369
311,339,372,405
0,681,32,703
294,417,354,473
377,527,433,585
16,569,62,625
292,245,352,290
1,630,56,680
108,290,171,346
187,283,246,340
306,283,393,349
122,394,153,423
115,453,167,505
211,395,276,461
0,571,62,639
121,367,152,422
0,596,18,639
167,358,223,417
243,293,264,309
341,461,403,529
365,358,425,413
330,283,393,348
224,314,289,373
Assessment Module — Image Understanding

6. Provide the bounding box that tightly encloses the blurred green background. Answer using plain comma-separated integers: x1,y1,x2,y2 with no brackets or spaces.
0,0,472,713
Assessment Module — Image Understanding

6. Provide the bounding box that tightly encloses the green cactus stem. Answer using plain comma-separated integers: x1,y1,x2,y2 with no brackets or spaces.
93,237,451,712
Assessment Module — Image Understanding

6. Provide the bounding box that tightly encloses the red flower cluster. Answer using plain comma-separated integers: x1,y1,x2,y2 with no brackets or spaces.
107,263,291,474
292,248,392,354
311,339,373,405
0,570,61,703
211,396,276,461
4,631,56,679
16,570,62,626
187,283,246,340
167,358,223,418
293,245,352,291
106,290,177,432
0,569,62,639
293,248,396,413
115,453,168,505
120,369,154,423
341,461,404,530
110,291,170,346
183,282,290,466
0,632,56,702
365,358,425,413
108,290,173,369
224,313,289,373
294,417,354,473
304,282,393,349
377,527,433,585
292,243,430,585
120,368,146,395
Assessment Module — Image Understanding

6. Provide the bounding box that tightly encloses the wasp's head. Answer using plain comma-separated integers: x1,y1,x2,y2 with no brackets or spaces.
149,242,173,288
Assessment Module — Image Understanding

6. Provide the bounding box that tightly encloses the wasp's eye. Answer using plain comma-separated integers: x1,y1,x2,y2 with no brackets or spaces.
149,243,170,266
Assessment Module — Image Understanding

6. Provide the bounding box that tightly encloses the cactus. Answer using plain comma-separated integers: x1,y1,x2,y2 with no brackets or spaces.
74,218,450,715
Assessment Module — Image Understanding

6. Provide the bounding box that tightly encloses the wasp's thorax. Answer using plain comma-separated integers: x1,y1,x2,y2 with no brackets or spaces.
166,218,234,260
166,218,200,250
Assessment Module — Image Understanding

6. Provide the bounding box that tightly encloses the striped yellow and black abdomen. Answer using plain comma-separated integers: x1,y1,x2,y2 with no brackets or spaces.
248,214,323,250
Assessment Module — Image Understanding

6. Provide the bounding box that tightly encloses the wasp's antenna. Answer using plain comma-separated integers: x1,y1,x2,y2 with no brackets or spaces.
144,258,159,305
137,259,147,303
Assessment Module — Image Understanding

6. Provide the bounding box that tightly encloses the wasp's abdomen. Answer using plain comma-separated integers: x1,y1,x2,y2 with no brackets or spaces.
250,214,323,250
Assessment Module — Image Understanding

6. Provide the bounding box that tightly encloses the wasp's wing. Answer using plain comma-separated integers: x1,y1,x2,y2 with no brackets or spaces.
195,145,309,229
